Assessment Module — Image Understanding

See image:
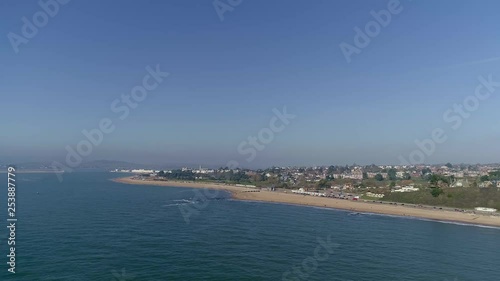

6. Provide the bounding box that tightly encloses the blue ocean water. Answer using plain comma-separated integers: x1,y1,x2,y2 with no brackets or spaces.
1,172,499,280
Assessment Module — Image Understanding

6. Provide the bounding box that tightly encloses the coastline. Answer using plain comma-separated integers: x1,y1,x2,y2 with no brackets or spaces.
112,176,500,228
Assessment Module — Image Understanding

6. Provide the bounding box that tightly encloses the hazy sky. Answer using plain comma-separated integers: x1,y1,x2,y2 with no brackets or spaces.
1,0,500,168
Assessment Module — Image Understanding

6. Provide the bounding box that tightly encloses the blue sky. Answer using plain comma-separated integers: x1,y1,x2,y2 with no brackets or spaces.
1,0,500,167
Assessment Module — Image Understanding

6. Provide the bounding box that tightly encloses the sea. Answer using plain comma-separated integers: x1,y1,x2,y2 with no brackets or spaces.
1,172,499,281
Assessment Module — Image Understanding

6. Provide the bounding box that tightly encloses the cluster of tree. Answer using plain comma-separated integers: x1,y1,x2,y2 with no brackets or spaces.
427,174,451,197
421,167,432,176
326,165,351,174
480,170,500,182
363,164,383,173
212,170,250,183
372,170,410,181
317,179,330,188
157,169,251,183
158,170,195,180
387,169,397,181
275,182,289,189
430,187,444,197
480,175,490,182
428,174,451,187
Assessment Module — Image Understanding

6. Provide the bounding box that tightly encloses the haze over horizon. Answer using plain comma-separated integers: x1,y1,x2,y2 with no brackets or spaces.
2,0,500,167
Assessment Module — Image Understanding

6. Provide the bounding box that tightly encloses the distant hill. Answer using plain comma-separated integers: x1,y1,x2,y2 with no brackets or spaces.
0,160,223,171
2,160,149,171
78,160,146,170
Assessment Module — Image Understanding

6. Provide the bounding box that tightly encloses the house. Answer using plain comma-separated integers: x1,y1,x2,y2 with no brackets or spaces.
333,173,343,179
479,181,493,188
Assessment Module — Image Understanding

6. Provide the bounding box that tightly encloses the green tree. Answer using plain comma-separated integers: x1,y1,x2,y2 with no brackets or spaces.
362,172,368,180
429,174,450,188
278,182,289,189
421,168,432,176
387,169,397,181
327,165,335,173
445,162,453,168
317,179,329,188
375,173,384,181
429,174,438,185
430,188,444,197
480,175,490,182
489,170,500,180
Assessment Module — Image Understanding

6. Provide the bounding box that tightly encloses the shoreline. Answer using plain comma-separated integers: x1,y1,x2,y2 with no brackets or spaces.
112,177,500,228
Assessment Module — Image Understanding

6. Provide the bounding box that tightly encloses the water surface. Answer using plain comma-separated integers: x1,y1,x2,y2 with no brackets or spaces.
1,172,499,280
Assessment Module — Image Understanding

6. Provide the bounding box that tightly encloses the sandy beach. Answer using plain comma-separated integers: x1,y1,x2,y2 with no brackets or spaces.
113,176,500,227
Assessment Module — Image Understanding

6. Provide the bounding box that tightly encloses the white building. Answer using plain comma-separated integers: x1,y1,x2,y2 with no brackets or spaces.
131,169,156,174
291,188,325,197
366,192,384,198
474,207,497,213
392,185,419,192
